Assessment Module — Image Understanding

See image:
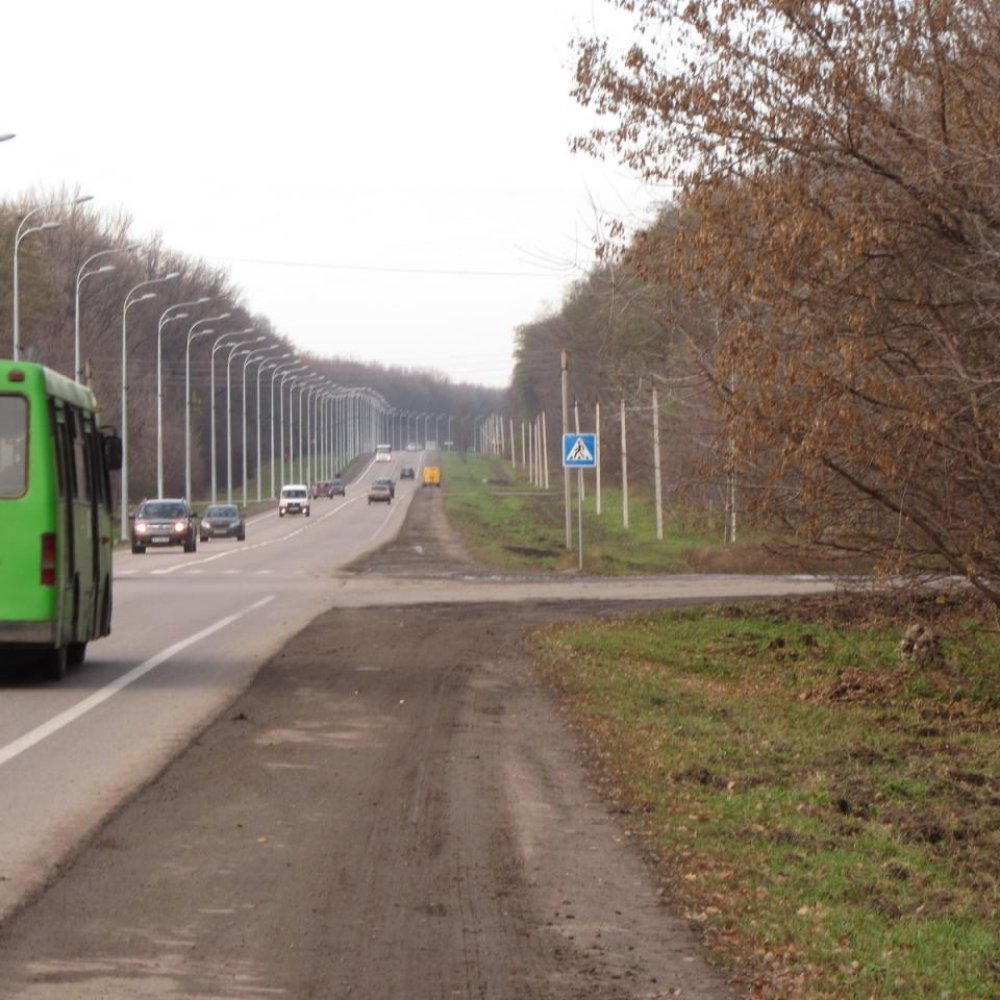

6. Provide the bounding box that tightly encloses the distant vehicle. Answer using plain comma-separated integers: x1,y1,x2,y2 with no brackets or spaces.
405,442,418,452
375,443,392,463
132,498,198,554
422,465,442,487
199,504,245,542
278,484,310,517
311,481,331,499
374,475,395,497
399,466,415,480
0,360,122,679
328,477,346,496
367,482,392,505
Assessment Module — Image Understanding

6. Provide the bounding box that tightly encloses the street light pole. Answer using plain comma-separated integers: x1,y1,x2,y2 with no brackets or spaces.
240,344,280,507
75,244,139,383
292,376,322,484
119,271,180,539
14,195,93,361
185,313,231,501
210,329,255,503
271,363,305,498
279,369,308,488
242,344,281,507
304,380,327,486
14,219,59,360
156,298,210,496
226,342,255,503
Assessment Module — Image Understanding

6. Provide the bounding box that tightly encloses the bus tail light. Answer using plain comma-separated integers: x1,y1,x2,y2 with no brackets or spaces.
41,533,57,586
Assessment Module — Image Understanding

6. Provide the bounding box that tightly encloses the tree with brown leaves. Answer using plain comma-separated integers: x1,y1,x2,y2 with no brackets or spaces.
574,0,1000,603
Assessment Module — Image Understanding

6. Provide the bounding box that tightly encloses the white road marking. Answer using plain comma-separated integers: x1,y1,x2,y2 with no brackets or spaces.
0,595,276,769
366,499,403,543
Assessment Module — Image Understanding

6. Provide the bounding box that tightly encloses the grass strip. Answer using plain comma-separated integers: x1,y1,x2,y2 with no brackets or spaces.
530,594,1000,999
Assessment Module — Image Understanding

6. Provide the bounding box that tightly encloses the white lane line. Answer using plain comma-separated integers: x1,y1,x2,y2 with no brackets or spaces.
0,595,276,769
366,498,403,543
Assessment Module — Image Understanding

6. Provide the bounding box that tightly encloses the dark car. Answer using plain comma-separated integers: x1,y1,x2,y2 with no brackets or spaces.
311,481,332,499
374,475,395,498
131,498,197,554
367,482,392,505
199,504,245,542
328,477,346,496
399,466,415,480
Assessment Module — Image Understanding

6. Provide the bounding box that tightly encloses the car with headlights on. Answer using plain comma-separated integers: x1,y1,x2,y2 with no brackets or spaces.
278,484,311,517
131,498,197,554
199,503,246,542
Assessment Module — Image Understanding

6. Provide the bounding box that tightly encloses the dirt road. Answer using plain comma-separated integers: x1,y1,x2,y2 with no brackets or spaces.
0,489,742,999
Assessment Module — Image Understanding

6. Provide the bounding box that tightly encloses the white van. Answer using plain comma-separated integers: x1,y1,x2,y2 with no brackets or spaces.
278,483,311,517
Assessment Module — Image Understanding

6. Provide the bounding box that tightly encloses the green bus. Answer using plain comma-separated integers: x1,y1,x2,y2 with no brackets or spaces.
0,360,122,680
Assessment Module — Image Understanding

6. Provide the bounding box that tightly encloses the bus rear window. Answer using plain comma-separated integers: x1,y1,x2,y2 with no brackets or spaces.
0,395,28,498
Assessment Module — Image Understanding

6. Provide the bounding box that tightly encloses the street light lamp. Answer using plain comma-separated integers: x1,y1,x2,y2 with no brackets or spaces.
119,272,180,539
13,194,93,360
74,243,140,383
156,297,211,495
185,313,231,500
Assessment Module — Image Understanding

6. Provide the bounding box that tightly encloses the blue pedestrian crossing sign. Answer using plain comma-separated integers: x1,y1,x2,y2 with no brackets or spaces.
563,433,598,468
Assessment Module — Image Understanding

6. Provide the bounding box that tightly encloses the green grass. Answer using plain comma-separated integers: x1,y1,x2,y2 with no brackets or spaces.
530,598,1000,999
441,453,779,574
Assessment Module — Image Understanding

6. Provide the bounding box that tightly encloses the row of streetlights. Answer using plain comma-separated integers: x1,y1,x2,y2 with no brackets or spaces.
3,140,395,518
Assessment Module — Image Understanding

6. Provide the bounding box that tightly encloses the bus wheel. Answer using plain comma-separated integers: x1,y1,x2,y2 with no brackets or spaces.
43,646,68,681
68,641,87,667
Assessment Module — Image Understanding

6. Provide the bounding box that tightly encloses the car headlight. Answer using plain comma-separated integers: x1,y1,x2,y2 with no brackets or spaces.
135,522,148,534
173,520,188,533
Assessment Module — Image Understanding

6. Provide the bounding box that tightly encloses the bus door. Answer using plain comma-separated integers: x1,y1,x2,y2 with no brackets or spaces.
50,398,98,647
49,398,75,644
71,407,101,640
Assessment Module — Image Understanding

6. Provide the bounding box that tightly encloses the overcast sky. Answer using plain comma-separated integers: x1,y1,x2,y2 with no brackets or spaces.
2,0,655,388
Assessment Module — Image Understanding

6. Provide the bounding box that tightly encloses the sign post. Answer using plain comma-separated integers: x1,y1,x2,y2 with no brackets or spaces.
563,433,598,571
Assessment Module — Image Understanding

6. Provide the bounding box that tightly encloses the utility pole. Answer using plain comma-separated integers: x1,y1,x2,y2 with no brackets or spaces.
652,386,663,541
595,400,601,516
561,351,571,550
621,397,629,530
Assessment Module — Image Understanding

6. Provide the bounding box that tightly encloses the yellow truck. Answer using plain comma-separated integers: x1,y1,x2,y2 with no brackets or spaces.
422,465,441,487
